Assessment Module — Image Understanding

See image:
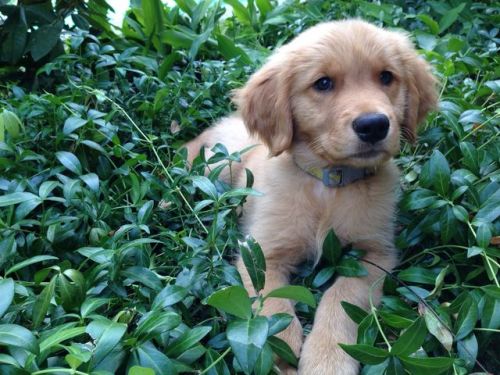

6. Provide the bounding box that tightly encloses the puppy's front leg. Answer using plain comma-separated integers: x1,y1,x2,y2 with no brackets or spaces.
299,246,397,375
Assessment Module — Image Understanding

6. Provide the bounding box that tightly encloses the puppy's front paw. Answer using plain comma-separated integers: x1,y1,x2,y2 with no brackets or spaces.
298,332,359,375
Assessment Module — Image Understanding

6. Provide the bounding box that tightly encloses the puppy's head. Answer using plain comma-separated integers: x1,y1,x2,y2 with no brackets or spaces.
234,20,438,167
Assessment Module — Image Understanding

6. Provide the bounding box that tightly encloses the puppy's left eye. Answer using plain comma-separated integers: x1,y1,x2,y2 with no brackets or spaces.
380,71,393,86
313,77,334,91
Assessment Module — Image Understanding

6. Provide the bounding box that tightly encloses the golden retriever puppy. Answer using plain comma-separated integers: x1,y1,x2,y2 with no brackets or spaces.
185,19,437,374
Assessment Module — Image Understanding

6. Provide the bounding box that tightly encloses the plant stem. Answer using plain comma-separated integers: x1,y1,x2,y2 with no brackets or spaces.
199,347,231,374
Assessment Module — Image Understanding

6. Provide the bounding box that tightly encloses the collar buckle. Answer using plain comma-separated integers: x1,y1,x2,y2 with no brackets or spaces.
323,167,345,187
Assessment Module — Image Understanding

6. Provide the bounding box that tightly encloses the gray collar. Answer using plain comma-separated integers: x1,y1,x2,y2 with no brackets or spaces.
294,158,376,188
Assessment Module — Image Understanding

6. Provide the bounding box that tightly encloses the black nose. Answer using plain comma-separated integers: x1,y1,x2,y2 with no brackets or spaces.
352,113,390,144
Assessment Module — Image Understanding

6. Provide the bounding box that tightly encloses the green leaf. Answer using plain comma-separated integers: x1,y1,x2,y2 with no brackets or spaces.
0,324,39,354
481,295,500,330
476,223,492,248
357,314,378,345
39,327,86,361
77,247,114,264
166,326,212,357
131,341,176,375
216,33,252,65
32,277,56,328
122,266,162,291
227,317,269,374
438,2,466,33
207,285,252,319
38,181,59,200
239,237,266,293
137,200,154,224
86,319,127,367
415,31,437,51
459,142,479,174
396,286,430,302
391,318,427,356
135,311,181,342
341,301,368,324
455,294,478,340
440,206,457,243
459,109,484,125
451,185,468,201
457,333,477,370
56,270,85,311
224,0,252,25
386,356,405,375
56,151,83,175
0,278,14,319
428,266,449,298
267,313,293,336
5,255,58,276
322,229,342,265
256,0,272,17
423,306,453,351
80,173,100,193
142,0,164,37
81,298,110,318
0,10,28,65
267,336,298,367
398,267,436,285
189,175,218,198
481,285,500,299
128,366,155,375
398,356,454,375
336,258,368,277
265,285,316,308
0,109,24,141
203,348,230,375
253,342,273,375
378,311,413,329
152,284,189,309
452,205,469,223
402,189,438,210
29,21,63,61
339,344,389,365
161,28,195,49
82,139,106,154
429,150,450,196
0,353,21,368
0,191,40,207
416,14,439,34
220,187,263,199
63,116,88,135
312,266,335,288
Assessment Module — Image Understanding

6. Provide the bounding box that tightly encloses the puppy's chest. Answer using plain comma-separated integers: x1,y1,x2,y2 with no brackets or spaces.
310,180,395,244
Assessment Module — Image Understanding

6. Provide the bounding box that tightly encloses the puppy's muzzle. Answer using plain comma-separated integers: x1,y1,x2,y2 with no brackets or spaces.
352,113,390,144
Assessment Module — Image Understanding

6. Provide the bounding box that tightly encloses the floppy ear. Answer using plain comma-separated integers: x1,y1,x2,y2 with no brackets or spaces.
403,55,439,142
233,59,294,156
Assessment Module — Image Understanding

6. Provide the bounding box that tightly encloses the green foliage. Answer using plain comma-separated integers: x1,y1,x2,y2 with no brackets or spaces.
0,0,113,82
0,0,498,374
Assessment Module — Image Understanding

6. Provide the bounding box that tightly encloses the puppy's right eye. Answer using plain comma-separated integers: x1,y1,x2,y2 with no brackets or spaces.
313,77,334,91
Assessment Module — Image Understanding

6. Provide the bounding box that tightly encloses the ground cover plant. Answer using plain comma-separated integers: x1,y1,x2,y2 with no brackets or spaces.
0,0,498,374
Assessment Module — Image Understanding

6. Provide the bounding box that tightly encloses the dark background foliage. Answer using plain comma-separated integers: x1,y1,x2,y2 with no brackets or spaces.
0,1,498,374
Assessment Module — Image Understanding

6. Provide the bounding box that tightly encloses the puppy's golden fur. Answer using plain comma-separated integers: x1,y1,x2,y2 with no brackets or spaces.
186,20,437,374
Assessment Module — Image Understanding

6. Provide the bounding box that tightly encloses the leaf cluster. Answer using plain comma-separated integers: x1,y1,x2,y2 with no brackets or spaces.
0,1,498,374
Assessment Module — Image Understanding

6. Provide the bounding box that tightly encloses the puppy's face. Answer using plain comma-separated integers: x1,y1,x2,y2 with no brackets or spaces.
235,20,438,168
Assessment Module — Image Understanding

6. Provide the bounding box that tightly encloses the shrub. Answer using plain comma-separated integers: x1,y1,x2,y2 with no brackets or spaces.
0,1,498,374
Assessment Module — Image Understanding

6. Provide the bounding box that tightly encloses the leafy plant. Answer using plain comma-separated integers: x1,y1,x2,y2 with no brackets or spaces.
0,0,112,83
0,0,498,374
